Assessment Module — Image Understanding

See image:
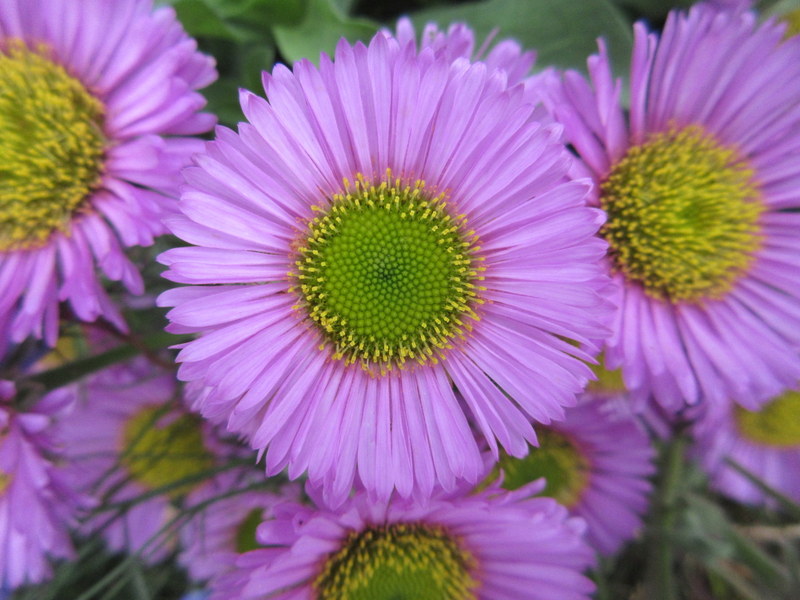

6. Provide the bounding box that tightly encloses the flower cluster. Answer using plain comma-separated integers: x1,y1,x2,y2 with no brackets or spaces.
2,0,800,598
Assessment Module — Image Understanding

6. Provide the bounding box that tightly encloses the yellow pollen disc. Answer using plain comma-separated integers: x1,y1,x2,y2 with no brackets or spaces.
314,523,479,600
600,125,762,303
121,406,214,498
0,40,106,251
290,171,485,374
734,389,800,448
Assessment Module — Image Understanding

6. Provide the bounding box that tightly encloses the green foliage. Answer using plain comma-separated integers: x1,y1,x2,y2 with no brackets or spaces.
412,0,633,76
274,0,379,64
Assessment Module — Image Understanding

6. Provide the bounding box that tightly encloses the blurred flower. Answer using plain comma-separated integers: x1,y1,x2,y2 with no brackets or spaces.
179,469,294,583
159,29,610,506
0,0,216,357
485,392,655,555
0,381,84,588
56,359,223,563
693,387,800,506
547,5,800,414
209,483,595,600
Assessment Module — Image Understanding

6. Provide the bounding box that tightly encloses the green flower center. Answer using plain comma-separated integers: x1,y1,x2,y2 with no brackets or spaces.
496,429,590,507
0,432,10,495
314,523,478,600
600,125,762,303
234,508,264,554
784,9,800,38
0,40,106,251
292,173,484,373
121,406,214,497
734,389,800,448
586,354,626,394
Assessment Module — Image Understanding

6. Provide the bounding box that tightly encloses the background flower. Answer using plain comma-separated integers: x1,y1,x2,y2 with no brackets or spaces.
487,393,656,556
56,359,223,563
546,4,800,414
209,483,596,600
0,381,84,589
0,0,215,357
693,387,800,506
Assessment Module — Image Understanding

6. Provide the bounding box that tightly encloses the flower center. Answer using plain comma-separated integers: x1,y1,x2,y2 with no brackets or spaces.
0,431,9,495
121,406,214,497
496,429,590,507
734,389,800,448
314,523,478,600
586,354,626,394
234,508,264,553
292,173,484,373
600,125,762,303
0,40,106,251
784,9,800,38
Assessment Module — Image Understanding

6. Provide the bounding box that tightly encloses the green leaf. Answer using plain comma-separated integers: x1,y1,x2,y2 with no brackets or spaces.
169,0,253,40
330,0,357,13
412,0,634,76
168,0,304,41
273,0,379,65
609,0,694,20
242,42,277,90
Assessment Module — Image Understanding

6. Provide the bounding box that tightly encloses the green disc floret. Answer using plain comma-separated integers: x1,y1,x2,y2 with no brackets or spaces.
600,125,762,303
784,9,800,38
235,508,264,553
735,390,800,448
0,40,106,251
314,523,478,600
586,354,627,395
495,429,590,507
121,406,214,497
292,173,484,372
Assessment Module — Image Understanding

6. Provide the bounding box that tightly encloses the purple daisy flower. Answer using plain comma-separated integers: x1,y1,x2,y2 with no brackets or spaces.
178,469,295,582
692,387,800,506
0,0,215,356
0,381,83,588
546,5,800,413
209,483,596,600
56,359,221,563
159,31,610,504
487,392,655,556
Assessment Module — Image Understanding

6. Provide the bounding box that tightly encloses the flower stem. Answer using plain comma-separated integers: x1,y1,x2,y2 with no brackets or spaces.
646,428,689,600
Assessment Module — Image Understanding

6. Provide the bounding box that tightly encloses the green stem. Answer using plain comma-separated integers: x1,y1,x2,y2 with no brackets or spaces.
18,332,191,391
725,459,800,520
646,430,689,600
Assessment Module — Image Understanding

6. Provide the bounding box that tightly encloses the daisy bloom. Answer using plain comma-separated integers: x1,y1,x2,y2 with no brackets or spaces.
547,5,800,413
485,391,655,555
0,0,215,356
159,30,610,504
179,469,293,582
0,380,83,588
692,387,800,506
209,483,595,600
56,359,220,563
